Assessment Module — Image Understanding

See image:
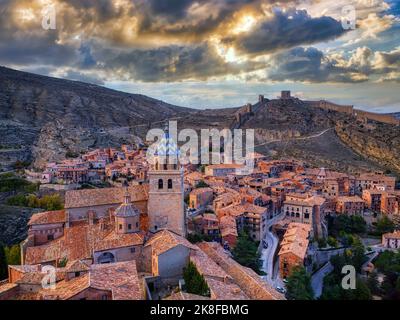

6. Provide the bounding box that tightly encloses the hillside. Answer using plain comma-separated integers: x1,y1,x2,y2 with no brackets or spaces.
0,66,197,168
0,66,398,176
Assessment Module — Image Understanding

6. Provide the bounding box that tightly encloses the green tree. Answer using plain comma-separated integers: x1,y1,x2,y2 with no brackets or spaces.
327,236,338,247
317,237,327,248
58,257,68,268
0,244,8,280
331,215,366,237
232,230,261,274
183,261,210,297
367,271,380,296
286,266,314,300
5,245,21,265
375,216,395,235
195,180,209,189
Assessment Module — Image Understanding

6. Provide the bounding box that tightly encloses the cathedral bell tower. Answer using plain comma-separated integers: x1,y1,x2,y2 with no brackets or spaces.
147,124,186,236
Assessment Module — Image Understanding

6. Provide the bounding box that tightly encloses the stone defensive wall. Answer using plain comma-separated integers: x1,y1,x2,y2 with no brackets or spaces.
304,100,354,114
354,109,400,126
305,100,399,126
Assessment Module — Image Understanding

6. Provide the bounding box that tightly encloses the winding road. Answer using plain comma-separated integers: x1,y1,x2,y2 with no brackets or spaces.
260,212,285,287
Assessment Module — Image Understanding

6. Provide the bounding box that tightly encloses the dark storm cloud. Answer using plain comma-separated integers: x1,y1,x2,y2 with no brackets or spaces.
146,0,194,19
227,9,346,55
135,0,263,38
268,47,366,83
102,43,262,82
0,0,397,86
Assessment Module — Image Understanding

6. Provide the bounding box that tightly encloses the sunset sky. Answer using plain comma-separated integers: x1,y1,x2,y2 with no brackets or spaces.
0,0,399,112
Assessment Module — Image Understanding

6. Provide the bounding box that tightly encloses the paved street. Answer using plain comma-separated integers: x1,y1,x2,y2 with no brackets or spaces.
260,212,285,287
311,262,333,299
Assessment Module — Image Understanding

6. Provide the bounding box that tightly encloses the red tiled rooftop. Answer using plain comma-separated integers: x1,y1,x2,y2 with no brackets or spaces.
28,210,66,226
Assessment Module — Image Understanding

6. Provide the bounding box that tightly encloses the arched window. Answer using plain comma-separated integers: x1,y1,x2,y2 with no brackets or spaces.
168,179,173,189
158,179,163,189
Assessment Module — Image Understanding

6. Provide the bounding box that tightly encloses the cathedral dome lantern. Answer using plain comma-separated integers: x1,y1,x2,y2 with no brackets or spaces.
115,187,140,234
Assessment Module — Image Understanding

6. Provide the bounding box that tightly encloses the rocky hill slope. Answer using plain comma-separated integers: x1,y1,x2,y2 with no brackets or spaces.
0,66,196,168
0,66,398,176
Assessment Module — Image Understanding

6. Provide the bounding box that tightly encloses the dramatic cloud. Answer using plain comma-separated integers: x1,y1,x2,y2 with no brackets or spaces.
266,47,368,83
225,8,346,55
99,43,264,82
0,0,398,103
266,45,400,84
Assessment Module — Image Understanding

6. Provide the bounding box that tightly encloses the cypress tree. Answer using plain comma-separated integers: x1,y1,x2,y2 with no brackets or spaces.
183,261,210,297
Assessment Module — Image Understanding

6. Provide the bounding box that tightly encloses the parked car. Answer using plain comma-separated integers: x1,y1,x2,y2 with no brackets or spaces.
276,286,286,294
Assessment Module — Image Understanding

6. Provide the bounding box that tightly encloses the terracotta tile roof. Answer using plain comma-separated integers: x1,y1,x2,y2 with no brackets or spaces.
16,271,64,285
197,242,284,300
89,261,143,300
278,223,311,260
185,171,204,180
206,277,249,300
218,203,266,218
41,273,90,300
25,238,63,265
0,282,18,295
28,210,66,226
206,164,243,170
65,260,91,273
202,213,218,222
65,185,148,209
145,230,197,256
6,261,142,300
8,265,41,273
336,196,364,203
164,291,210,300
25,222,143,265
190,248,230,280
383,230,400,239
94,231,144,252
219,216,238,237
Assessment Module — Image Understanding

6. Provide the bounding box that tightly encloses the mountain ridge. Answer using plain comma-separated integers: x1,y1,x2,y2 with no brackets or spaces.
0,66,399,177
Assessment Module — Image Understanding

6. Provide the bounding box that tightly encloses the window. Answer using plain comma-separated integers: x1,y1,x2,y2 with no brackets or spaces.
128,224,132,230
130,247,136,253
168,179,173,189
304,213,310,219
47,234,54,241
163,164,168,170
136,222,139,228
119,224,122,230
158,179,163,189
75,272,80,277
